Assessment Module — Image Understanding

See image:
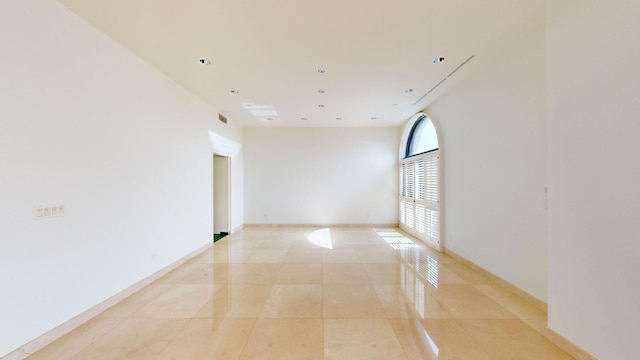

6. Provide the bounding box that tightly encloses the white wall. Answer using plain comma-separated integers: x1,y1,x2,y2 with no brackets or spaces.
244,127,398,225
426,25,548,300
546,1,640,359
0,0,242,356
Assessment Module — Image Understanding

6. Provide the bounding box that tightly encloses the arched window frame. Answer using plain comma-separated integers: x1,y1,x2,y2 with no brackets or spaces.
399,112,442,251
403,114,439,158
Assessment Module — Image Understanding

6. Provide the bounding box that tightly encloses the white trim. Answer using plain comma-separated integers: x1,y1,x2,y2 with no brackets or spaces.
208,131,241,157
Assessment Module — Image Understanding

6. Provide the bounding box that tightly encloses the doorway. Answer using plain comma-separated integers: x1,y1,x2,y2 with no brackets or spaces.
213,155,231,242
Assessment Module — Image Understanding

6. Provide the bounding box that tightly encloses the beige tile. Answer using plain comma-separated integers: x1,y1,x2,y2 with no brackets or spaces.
322,248,360,263
473,284,547,320
283,249,323,263
240,319,323,360
212,248,256,264
363,263,402,284
133,284,215,318
352,244,397,252
188,248,216,264
435,268,468,285
458,319,573,359
260,285,323,318
393,318,493,360
196,284,272,318
323,284,386,319
70,318,188,360
323,263,371,284
97,284,172,318
244,250,288,263
427,284,515,319
324,319,407,360
388,318,440,360
230,264,281,285
29,318,123,360
255,239,294,250
373,283,450,319
155,319,255,360
155,263,230,284
276,263,322,284
354,248,399,263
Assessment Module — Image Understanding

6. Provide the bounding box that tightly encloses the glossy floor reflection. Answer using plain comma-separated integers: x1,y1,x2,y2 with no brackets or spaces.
29,227,572,359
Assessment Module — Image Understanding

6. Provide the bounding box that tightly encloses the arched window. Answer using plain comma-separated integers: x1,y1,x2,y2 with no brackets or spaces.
405,115,439,158
399,113,441,251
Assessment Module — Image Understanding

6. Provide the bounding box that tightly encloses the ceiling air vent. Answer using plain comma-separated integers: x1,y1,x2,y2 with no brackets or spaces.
218,113,228,124
413,55,475,106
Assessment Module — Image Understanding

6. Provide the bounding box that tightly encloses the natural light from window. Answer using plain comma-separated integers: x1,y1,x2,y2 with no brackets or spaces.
308,228,333,249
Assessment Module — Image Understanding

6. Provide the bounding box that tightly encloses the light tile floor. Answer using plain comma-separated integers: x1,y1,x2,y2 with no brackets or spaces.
29,227,572,359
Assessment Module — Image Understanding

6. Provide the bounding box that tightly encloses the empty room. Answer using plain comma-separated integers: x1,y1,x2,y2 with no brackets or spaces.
2,0,638,359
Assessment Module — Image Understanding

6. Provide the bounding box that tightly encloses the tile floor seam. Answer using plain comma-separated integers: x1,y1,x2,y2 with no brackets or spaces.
148,319,189,360
382,317,412,360
449,317,504,360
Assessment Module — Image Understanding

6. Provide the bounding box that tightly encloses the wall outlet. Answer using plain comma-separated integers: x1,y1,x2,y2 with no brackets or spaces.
34,204,65,219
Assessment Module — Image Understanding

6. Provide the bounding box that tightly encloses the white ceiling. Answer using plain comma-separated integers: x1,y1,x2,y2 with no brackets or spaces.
57,0,544,127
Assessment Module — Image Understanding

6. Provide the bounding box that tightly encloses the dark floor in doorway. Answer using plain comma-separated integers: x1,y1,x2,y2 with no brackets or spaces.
214,232,228,242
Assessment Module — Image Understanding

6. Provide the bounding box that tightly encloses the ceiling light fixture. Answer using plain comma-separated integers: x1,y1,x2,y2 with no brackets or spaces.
433,57,446,64
317,68,326,74
199,58,211,65
230,89,240,94
404,88,413,93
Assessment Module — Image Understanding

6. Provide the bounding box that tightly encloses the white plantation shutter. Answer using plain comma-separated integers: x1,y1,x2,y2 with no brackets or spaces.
406,162,414,199
425,155,438,204
406,202,414,228
416,159,425,201
399,150,440,251
426,208,439,244
415,204,425,234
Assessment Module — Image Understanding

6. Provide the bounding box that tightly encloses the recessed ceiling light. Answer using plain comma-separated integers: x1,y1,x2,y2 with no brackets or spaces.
230,89,240,94
301,117,308,120
433,57,446,64
199,58,211,65
318,104,325,108
404,88,413,93
317,68,326,74
318,89,326,94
